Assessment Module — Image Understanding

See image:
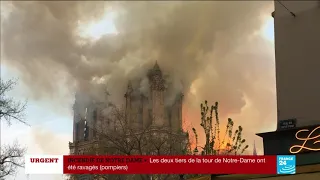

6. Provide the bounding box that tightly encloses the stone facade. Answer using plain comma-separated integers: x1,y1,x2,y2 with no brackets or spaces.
69,62,184,155
125,62,183,132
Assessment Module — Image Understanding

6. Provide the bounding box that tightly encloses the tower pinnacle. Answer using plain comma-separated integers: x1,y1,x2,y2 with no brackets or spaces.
154,61,160,70
124,80,133,97
127,80,133,92
253,141,257,155
149,61,162,76
148,61,165,91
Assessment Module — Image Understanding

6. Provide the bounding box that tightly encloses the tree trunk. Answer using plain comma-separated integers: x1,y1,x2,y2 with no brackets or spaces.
179,174,184,180
211,174,218,180
211,174,226,180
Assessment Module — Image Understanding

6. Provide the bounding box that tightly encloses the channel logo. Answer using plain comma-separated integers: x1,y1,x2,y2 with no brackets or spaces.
277,155,296,174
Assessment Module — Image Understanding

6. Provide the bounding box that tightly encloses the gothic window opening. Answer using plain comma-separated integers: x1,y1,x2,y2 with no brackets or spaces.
93,109,97,121
75,122,80,141
84,108,89,141
93,109,97,138
84,122,88,140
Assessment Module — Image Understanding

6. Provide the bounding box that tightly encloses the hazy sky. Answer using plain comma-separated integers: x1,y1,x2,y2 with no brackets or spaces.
1,1,275,180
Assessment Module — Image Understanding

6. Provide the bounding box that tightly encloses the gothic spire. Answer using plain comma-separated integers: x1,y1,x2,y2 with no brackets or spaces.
149,61,162,77
127,80,133,91
124,80,133,97
253,141,257,155
153,61,160,71
148,62,165,91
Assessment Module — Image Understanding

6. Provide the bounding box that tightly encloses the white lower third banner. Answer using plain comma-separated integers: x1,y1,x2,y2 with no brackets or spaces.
25,155,64,174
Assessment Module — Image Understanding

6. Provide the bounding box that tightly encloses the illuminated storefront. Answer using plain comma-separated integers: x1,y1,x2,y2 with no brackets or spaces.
289,125,320,154
189,125,320,180
258,124,320,165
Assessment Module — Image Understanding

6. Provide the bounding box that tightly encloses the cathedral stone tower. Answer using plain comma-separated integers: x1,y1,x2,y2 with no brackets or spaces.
148,62,167,127
124,81,143,129
69,63,185,180
124,62,183,132
69,92,104,155
170,93,183,132
70,62,184,156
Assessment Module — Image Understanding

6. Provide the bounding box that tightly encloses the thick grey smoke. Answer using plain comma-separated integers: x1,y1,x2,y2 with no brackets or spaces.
1,1,276,151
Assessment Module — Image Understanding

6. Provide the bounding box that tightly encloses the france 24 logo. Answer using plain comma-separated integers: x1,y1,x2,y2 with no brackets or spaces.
277,155,296,174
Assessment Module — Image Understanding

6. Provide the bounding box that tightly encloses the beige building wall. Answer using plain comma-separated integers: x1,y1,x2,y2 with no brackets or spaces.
274,1,320,127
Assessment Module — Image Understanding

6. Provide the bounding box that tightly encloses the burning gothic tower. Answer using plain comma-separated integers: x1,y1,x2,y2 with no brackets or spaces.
125,62,183,131
69,62,184,155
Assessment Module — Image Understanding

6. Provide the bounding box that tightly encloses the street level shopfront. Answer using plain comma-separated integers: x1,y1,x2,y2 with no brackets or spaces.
190,124,320,180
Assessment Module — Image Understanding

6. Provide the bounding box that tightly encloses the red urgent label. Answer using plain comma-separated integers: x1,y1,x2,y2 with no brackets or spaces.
30,158,59,163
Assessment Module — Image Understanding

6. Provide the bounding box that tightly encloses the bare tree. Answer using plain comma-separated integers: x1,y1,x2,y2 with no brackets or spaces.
0,141,26,178
192,100,248,156
0,79,28,179
73,105,190,180
93,106,190,155
189,100,249,179
0,79,28,126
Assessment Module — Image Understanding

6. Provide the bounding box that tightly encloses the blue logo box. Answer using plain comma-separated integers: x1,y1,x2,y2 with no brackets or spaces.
277,155,296,174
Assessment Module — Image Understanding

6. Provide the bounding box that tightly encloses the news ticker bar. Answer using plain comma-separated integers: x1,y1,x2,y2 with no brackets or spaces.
25,155,296,175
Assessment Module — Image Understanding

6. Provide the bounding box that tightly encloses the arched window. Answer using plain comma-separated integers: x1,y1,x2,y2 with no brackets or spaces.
84,108,89,140
93,109,97,121
75,123,80,140
93,109,98,138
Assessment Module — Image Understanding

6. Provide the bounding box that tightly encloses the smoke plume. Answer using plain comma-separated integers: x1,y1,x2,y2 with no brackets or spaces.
1,1,276,151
